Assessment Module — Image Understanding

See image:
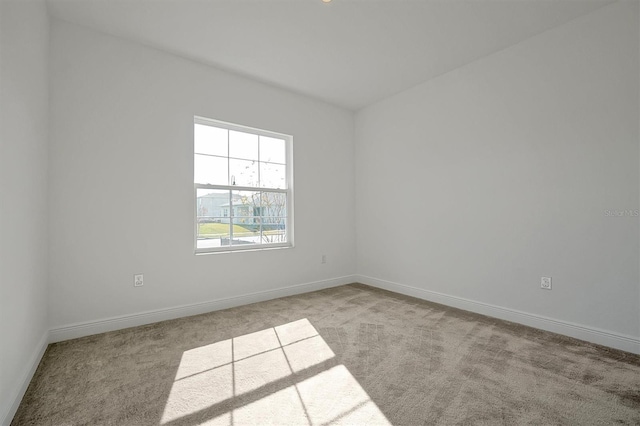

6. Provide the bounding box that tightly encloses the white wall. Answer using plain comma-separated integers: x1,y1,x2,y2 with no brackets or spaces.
0,0,50,422
356,1,640,344
48,20,356,329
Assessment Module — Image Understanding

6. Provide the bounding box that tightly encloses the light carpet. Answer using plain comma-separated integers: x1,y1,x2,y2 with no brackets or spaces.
12,284,640,425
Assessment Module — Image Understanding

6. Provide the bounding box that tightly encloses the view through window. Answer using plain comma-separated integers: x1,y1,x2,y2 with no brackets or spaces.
194,117,293,253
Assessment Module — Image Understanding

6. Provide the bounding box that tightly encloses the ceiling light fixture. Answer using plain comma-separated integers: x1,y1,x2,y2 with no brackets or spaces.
322,0,332,3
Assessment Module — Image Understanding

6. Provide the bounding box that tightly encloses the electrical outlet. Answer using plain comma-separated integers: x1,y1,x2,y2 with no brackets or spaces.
321,254,327,264
541,277,552,290
134,274,144,287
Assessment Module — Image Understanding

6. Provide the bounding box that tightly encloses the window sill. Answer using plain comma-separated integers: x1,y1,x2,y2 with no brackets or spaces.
195,243,293,255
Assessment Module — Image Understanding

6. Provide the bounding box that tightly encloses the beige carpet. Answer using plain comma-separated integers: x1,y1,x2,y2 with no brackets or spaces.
12,284,640,425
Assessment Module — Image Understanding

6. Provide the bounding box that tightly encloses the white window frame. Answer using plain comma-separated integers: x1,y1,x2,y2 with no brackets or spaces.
194,116,294,254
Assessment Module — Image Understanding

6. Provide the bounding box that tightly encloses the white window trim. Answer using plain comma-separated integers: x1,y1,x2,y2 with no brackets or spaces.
193,116,294,254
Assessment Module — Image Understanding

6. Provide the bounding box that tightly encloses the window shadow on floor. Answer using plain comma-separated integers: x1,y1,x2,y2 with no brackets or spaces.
159,318,390,426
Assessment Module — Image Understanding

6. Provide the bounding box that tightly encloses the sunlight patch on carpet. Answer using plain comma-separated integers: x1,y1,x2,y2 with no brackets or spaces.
160,318,390,425
297,365,390,425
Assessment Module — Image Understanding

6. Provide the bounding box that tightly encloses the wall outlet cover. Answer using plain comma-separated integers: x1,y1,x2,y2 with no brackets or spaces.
541,277,552,290
134,274,144,287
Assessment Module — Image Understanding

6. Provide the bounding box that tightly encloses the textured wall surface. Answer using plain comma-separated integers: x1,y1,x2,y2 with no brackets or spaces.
356,1,639,340
0,0,50,422
48,20,356,328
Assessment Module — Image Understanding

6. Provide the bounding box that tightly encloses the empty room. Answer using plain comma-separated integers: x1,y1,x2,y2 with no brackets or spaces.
2,0,639,424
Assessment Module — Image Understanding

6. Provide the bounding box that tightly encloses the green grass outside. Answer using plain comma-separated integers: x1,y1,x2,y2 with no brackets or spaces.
198,222,255,238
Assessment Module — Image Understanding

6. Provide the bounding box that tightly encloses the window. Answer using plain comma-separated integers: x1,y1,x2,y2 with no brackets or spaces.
194,116,293,253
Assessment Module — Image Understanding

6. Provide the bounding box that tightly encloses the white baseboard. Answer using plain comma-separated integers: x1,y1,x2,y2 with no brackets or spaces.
49,275,356,343
2,330,49,426
356,274,640,355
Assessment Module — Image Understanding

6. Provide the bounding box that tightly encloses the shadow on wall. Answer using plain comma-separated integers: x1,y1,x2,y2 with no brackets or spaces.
160,318,390,425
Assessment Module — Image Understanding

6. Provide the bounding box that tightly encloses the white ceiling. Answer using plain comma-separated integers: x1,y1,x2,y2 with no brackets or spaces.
47,0,614,111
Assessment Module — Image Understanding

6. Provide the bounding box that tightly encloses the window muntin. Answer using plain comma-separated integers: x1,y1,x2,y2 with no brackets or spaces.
194,117,293,253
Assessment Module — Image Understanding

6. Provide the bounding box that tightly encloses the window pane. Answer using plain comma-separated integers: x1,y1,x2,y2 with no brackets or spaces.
196,188,231,248
229,130,258,161
261,192,287,218
195,154,228,185
230,219,260,246
231,191,260,218
196,220,231,250
194,124,228,156
197,189,230,219
230,159,258,187
262,218,286,244
260,162,286,189
260,136,286,164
